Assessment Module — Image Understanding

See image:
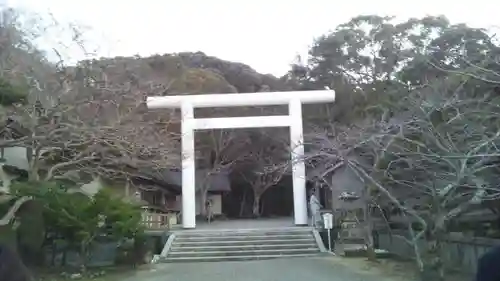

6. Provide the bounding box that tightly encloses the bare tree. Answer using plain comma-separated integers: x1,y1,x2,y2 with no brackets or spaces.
240,131,289,217
196,129,246,219
306,62,500,278
0,78,178,184
0,10,179,186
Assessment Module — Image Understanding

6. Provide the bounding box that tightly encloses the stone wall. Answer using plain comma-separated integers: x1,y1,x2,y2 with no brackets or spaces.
377,231,500,273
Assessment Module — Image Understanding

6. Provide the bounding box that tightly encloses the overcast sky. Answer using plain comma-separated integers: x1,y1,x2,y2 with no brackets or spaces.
7,0,500,77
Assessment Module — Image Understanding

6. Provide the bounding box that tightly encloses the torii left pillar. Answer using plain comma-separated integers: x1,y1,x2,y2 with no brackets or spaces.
180,102,196,229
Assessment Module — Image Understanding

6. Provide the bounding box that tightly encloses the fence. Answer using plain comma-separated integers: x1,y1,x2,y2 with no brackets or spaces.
45,241,119,267
141,212,172,230
377,231,500,273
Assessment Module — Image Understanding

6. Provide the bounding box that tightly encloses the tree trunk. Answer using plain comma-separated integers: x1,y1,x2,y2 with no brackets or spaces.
362,185,376,261
253,192,261,217
125,180,130,197
200,188,208,218
365,232,376,261
420,225,445,281
28,148,41,181
79,242,88,273
364,215,376,261
239,188,247,217
28,163,39,181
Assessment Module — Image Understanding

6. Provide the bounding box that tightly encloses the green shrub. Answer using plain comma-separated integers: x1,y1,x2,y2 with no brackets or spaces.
0,77,28,106
10,181,145,269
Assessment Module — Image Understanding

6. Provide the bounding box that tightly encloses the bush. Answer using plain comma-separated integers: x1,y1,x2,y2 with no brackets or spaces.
0,77,28,106
10,181,145,269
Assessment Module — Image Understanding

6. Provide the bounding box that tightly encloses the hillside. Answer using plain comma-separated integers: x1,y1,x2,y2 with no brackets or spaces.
77,51,291,95
69,51,305,126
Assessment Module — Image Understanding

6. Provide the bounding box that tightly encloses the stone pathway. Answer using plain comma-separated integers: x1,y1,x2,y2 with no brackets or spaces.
123,256,402,281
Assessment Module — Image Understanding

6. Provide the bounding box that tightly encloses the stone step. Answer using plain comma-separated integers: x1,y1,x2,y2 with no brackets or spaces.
173,238,314,247
176,231,312,238
163,253,318,263
168,248,320,258
175,228,311,237
175,234,312,242
162,227,321,263
170,243,317,252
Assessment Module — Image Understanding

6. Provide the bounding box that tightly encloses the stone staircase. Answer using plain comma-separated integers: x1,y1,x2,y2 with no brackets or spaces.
161,227,322,263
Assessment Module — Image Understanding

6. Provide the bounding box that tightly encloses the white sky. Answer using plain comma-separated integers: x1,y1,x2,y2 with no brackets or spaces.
6,0,500,77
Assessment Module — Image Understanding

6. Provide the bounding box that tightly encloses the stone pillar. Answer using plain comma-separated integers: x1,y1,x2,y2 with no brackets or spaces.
289,99,308,225
181,102,196,228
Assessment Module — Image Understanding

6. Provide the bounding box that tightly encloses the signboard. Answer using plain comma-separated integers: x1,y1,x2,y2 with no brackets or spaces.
323,213,334,230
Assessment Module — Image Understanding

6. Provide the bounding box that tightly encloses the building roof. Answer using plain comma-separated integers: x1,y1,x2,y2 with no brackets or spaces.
138,168,231,193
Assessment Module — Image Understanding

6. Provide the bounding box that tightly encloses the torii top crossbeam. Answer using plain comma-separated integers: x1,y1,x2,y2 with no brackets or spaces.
147,90,335,109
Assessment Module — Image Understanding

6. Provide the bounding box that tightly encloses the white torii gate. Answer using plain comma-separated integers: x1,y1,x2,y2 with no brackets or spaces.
147,90,335,228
